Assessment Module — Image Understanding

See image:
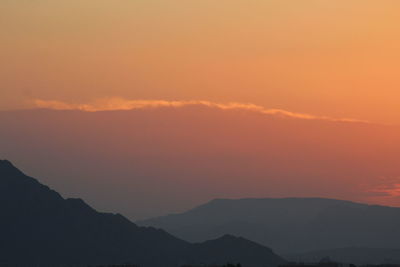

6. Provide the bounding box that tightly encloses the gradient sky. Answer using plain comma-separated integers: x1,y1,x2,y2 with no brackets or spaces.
1,107,400,219
2,1,400,219
2,1,400,124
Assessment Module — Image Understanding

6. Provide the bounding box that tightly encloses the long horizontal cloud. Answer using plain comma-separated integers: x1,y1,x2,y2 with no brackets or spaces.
33,98,368,123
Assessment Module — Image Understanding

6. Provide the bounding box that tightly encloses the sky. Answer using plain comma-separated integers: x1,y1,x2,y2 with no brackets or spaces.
1,1,400,219
1,0,400,124
1,107,400,219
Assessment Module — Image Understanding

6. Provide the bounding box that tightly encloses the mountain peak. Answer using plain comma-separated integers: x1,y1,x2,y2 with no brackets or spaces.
212,234,264,248
0,159,25,177
218,234,240,241
0,159,15,168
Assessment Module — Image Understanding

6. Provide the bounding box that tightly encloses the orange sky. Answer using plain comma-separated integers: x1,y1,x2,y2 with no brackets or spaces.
1,106,399,219
1,0,400,124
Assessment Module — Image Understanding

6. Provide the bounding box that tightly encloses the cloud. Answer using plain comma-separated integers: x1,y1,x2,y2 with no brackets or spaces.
33,97,369,123
367,180,400,198
361,176,400,207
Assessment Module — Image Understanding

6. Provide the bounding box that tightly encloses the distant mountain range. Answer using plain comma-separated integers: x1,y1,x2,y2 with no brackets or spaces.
138,198,400,256
0,160,285,267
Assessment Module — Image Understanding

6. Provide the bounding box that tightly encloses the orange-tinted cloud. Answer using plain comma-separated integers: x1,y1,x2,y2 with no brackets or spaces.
367,179,400,198
33,98,369,123
362,176,400,207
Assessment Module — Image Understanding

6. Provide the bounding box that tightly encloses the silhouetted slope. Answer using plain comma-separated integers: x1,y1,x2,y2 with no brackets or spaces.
0,160,188,266
0,160,285,267
138,198,400,254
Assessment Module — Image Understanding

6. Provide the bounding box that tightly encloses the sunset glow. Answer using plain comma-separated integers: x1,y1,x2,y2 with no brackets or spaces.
2,1,400,124
1,1,400,218
3,2,400,265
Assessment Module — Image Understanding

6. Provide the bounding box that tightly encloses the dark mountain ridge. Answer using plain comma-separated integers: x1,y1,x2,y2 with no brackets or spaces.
138,197,400,255
0,160,285,267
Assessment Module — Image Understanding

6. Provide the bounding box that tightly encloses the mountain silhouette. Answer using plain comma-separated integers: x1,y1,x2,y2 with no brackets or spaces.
0,160,285,267
192,234,284,267
138,198,400,255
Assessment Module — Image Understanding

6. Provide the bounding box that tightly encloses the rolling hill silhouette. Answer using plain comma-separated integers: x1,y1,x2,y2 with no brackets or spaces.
0,160,285,267
139,198,400,255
